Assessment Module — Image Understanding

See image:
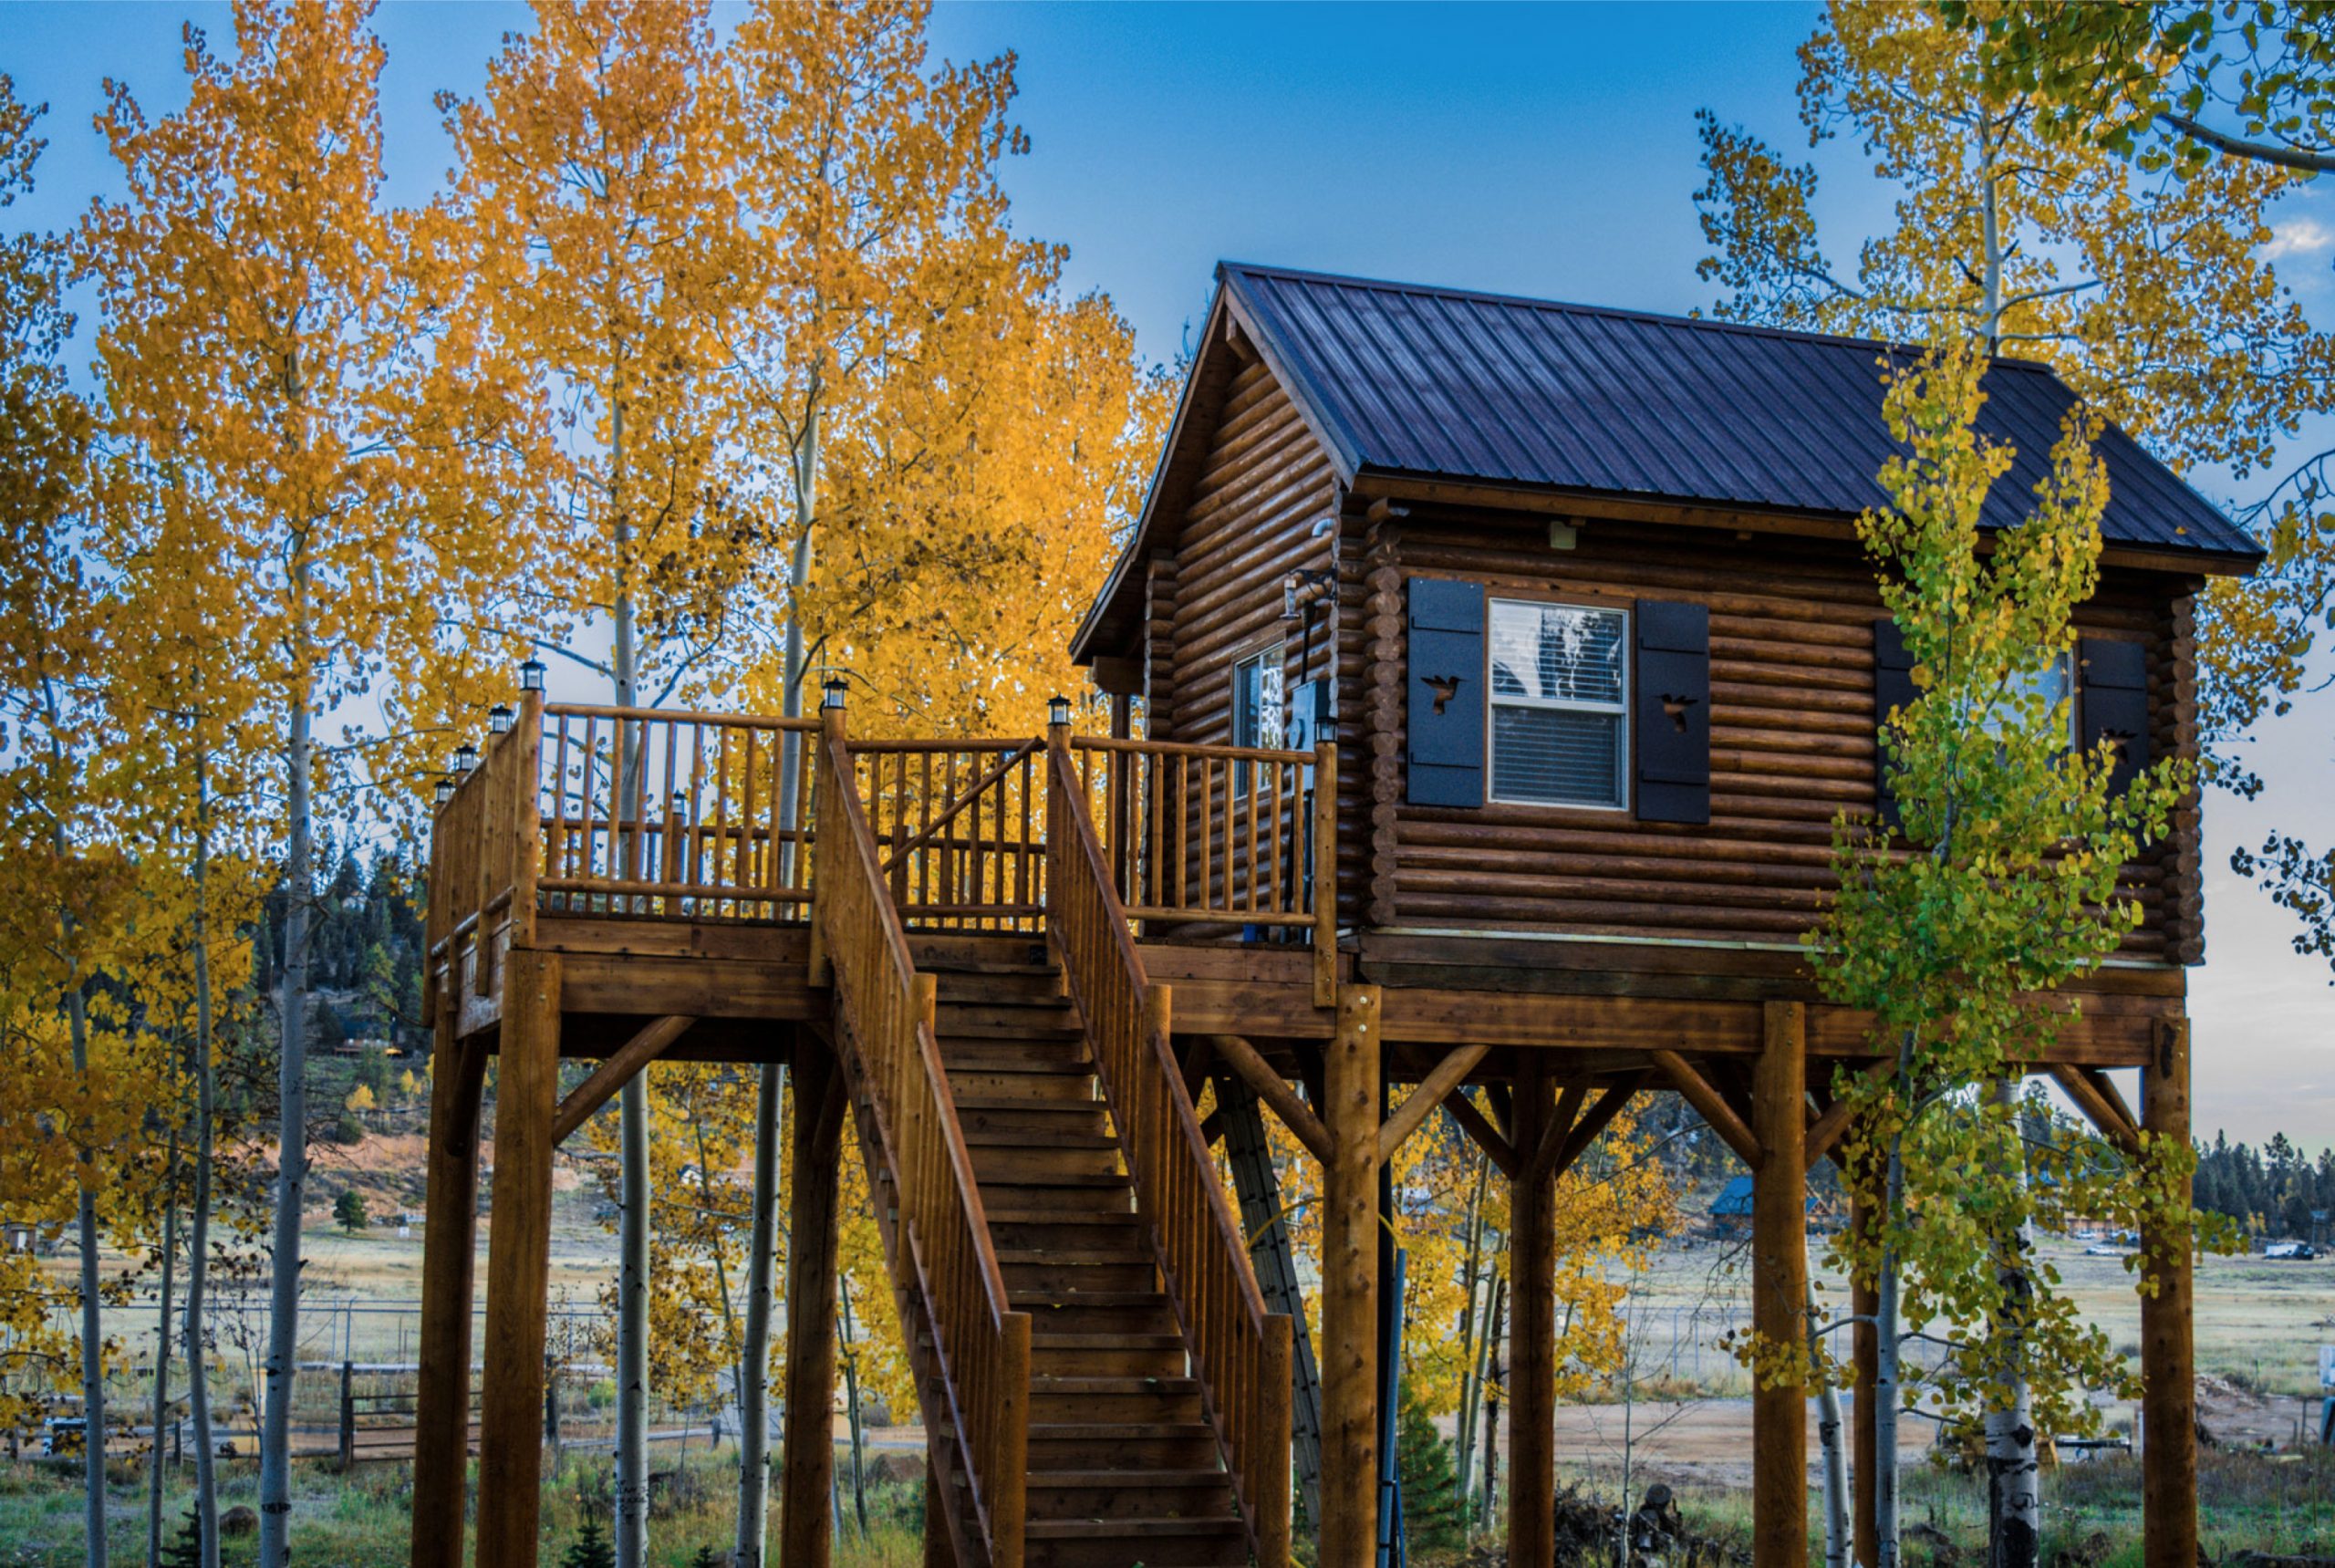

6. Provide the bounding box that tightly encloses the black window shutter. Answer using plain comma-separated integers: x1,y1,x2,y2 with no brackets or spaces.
2078,638,2150,795
1633,600,1710,825
1873,618,1918,830
1406,577,1486,807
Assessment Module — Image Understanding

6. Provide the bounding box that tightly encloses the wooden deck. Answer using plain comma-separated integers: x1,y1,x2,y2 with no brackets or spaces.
410,692,2195,1568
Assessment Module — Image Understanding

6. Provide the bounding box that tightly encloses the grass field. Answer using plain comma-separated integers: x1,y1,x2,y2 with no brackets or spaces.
7,1442,2332,1567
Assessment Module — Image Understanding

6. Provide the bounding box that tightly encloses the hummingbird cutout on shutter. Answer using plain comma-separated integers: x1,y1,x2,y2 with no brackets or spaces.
1662,694,1698,732
1424,674,1464,715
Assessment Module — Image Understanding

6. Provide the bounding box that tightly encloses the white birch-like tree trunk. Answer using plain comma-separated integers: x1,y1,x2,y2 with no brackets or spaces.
186,751,221,1568
1985,1078,2040,1568
1811,1277,1850,1568
258,677,314,1568
147,1130,180,1568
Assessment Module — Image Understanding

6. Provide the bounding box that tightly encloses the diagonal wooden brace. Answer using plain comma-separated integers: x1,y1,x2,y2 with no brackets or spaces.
551,1015,695,1145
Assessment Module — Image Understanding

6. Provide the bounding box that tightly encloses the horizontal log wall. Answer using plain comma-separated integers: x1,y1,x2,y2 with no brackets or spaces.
1153,353,1339,910
1366,509,2195,957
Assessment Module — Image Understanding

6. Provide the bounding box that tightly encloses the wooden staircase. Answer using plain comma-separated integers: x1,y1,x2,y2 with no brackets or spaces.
930,960,1253,1568
814,722,1292,1568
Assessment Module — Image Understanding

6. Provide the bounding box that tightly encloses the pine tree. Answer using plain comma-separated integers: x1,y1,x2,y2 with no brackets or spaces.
561,1515,617,1568
159,1506,203,1568
1395,1382,1465,1557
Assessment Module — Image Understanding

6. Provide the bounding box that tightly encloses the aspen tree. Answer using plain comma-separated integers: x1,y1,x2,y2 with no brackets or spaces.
1810,341,2189,1568
1696,1,2335,971
84,4,507,1557
435,5,751,1556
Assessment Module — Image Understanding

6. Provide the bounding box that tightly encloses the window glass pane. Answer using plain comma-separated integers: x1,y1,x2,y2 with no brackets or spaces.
1234,649,1284,749
1490,602,1624,705
1491,706,1624,807
1986,652,2075,745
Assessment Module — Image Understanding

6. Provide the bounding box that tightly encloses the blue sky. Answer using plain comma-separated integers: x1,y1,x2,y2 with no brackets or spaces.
8,1,2333,1149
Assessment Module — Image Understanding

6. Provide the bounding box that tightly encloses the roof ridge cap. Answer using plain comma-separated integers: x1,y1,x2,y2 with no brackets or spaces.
1217,260,2060,373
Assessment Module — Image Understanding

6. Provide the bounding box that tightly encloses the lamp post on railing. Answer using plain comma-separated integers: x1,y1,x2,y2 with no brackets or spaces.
452,742,478,774
1047,693,1073,732
488,703,513,736
433,774,456,809
520,657,545,693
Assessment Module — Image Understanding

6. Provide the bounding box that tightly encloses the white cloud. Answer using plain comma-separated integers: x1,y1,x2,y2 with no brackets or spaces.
2263,216,2334,261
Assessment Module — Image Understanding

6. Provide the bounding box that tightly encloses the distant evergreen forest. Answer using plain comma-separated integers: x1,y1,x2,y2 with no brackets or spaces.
2191,1132,2335,1242
253,844,430,1056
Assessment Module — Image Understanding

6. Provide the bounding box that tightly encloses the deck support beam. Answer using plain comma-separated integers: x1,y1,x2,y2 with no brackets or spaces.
473,949,562,1568
779,1030,849,1568
411,997,486,1568
1751,1002,1808,1568
1507,1054,1560,1568
1319,986,1382,1568
2141,1018,2195,1568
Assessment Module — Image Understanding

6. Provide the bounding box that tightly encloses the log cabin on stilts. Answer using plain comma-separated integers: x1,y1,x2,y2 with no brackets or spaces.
411,264,2258,1568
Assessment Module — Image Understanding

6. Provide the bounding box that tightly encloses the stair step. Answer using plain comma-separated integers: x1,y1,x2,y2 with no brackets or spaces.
1025,1531,1249,1568
961,1127,1120,1151
1025,1468,1236,1520
987,1211,1142,1251
933,1007,1084,1041
944,1070,1095,1102
1009,1291,1166,1311
1028,1340,1187,1379
1026,1421,1223,1470
1026,1517,1243,1537
1000,1259,1157,1294
937,1041,1091,1068
1027,1392,1195,1429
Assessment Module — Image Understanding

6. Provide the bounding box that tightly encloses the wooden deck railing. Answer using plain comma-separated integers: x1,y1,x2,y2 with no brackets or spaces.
424,691,543,1016
1071,735,1338,1004
852,738,1045,931
1044,732,1293,1568
814,720,1031,1568
535,704,818,921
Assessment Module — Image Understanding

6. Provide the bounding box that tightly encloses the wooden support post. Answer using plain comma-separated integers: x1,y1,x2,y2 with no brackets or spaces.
779,1033,848,1568
1506,1054,1559,1568
2141,1017,2195,1568
1319,985,1381,1568
473,949,561,1568
411,1012,486,1568
338,1360,355,1473
1751,1002,1809,1568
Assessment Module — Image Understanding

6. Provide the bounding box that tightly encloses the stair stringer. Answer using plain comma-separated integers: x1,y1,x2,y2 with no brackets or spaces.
814,1010,997,1568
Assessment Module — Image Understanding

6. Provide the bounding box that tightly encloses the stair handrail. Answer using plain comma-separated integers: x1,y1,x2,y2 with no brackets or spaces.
813,717,1030,1568
1043,729,1293,1568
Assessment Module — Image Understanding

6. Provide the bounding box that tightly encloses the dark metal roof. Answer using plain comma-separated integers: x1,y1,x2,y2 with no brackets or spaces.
1220,262,2261,561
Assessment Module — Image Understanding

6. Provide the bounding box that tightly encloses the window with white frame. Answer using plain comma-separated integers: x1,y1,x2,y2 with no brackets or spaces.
1231,644,1284,792
1488,599,1628,808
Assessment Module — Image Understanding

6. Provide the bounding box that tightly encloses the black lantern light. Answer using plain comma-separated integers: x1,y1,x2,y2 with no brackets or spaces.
520,656,546,692
1048,693,1073,728
434,775,456,807
488,703,514,735
822,676,848,711
452,742,479,774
